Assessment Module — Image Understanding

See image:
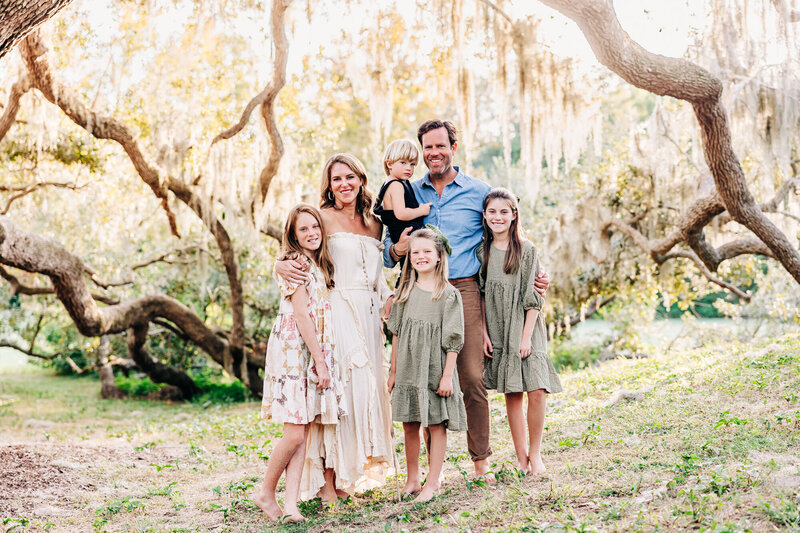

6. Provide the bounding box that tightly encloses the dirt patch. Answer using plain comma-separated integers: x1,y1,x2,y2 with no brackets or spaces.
0,442,178,517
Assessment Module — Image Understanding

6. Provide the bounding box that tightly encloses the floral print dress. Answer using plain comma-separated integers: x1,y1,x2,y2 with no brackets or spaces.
261,254,344,425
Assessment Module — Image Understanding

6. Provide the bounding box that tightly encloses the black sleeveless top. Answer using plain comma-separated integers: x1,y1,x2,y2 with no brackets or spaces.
374,179,426,243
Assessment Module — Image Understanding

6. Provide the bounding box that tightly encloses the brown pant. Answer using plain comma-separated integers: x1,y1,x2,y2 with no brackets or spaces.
450,277,492,462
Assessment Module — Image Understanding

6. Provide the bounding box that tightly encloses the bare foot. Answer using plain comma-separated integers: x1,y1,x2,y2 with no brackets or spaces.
316,485,338,504
412,481,440,503
282,511,307,523
518,457,531,475
254,491,282,520
529,455,547,476
474,459,497,484
401,479,422,498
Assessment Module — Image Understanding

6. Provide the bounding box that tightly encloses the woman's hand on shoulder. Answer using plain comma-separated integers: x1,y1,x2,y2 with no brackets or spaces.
276,256,310,285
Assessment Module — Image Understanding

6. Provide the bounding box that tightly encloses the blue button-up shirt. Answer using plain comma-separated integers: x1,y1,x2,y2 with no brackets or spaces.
383,166,491,279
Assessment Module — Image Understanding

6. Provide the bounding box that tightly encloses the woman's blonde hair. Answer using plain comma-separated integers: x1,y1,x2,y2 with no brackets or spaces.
481,188,524,277
382,139,419,176
395,228,449,303
319,153,374,228
281,203,335,289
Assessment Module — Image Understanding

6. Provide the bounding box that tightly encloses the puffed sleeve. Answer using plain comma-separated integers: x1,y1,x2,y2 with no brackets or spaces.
273,253,311,300
522,243,543,311
476,239,486,293
386,298,404,337
441,287,464,353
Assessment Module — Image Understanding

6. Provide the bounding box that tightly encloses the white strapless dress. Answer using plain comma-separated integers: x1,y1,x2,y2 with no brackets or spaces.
300,232,394,499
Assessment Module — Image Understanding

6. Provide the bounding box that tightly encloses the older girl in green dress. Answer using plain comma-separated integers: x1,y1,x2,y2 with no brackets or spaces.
387,228,467,502
479,188,562,475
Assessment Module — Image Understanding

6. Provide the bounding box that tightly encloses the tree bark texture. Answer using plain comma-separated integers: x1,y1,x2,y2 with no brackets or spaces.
539,0,800,285
0,0,73,59
0,215,258,399
16,30,268,392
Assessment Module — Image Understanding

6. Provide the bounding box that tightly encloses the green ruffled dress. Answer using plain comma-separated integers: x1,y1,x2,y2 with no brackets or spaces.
387,284,468,430
479,241,562,394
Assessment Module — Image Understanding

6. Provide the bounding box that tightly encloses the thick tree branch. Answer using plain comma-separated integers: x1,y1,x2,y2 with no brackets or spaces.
716,177,800,225
19,31,181,238
0,0,74,60
19,30,253,385
602,217,752,301
0,75,31,142
540,0,800,284
254,0,291,205
0,215,234,398
260,223,283,242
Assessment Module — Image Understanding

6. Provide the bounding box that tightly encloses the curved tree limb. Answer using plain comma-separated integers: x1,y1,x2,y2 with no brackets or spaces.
540,0,800,284
0,0,74,60
0,264,118,304
0,75,31,142
260,223,283,242
19,30,255,386
19,31,181,239
0,215,239,398
0,340,60,360
602,217,751,301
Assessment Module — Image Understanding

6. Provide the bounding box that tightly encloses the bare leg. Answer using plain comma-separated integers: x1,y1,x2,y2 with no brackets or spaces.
317,468,338,504
281,425,309,521
255,423,306,520
527,390,547,475
402,422,422,497
414,424,446,502
505,392,530,472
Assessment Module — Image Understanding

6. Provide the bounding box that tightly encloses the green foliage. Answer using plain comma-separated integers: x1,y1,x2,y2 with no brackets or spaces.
115,375,163,396
47,349,92,376
191,368,254,404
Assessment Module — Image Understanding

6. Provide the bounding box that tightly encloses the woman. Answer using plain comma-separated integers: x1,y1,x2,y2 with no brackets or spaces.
275,153,394,502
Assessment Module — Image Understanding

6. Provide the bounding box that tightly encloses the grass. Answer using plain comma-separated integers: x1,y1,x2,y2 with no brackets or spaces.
1,331,799,531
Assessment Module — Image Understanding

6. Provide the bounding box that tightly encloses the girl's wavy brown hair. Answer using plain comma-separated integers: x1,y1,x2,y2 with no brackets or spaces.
281,203,335,289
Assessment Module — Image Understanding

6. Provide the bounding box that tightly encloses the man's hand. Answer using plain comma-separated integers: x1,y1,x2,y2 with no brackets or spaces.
392,226,413,258
533,269,550,297
275,258,310,285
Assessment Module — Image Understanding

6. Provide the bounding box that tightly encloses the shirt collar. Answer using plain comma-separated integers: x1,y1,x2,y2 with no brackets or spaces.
421,166,465,189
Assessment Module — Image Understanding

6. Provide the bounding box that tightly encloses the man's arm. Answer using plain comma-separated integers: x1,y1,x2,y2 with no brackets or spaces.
382,231,397,268
382,226,414,268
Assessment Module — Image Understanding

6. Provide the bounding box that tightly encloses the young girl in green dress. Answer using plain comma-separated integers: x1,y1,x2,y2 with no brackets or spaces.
479,188,562,475
387,227,467,502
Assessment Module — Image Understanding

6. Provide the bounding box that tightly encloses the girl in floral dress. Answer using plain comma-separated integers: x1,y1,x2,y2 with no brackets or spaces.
255,204,344,522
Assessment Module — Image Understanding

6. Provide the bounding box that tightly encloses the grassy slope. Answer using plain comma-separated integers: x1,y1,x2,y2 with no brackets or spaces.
1,332,799,532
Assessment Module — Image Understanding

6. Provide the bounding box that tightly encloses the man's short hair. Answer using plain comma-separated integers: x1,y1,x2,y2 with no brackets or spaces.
417,120,458,147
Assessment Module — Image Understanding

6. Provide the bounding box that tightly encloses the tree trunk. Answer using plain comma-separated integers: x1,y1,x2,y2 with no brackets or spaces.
97,335,127,399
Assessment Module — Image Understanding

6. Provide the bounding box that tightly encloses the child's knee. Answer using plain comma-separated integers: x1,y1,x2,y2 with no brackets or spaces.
529,389,546,402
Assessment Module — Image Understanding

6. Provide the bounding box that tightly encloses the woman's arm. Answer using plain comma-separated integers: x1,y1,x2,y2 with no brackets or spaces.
387,335,398,393
289,285,330,389
436,351,458,397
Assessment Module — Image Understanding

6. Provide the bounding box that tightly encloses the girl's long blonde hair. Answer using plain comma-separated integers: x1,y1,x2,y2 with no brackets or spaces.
395,228,449,303
481,187,524,278
281,204,335,289
319,153,375,229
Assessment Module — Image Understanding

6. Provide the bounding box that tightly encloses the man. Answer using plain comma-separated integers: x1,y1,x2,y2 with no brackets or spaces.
384,119,550,478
